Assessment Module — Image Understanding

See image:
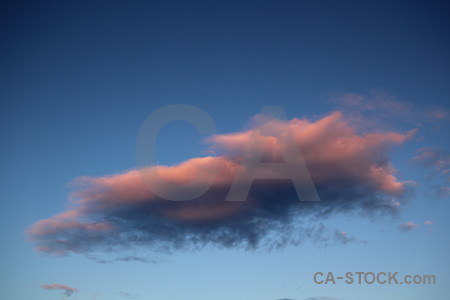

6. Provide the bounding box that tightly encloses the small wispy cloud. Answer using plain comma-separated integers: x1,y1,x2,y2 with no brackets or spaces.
118,291,140,299
413,148,450,177
330,90,449,131
304,297,340,300
333,231,367,245
413,148,450,199
398,221,419,232
41,283,77,297
426,108,449,121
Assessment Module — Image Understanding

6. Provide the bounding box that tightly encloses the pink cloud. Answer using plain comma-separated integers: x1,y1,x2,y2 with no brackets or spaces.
399,221,419,232
209,112,413,195
426,109,449,120
41,283,77,296
332,230,366,245
27,112,414,256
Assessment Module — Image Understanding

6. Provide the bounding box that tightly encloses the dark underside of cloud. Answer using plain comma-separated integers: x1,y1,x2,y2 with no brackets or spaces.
27,112,413,258
41,283,77,297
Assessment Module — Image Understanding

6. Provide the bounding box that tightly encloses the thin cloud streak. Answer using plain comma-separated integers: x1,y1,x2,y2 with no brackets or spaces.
330,90,449,132
41,283,77,297
304,297,339,300
399,221,419,232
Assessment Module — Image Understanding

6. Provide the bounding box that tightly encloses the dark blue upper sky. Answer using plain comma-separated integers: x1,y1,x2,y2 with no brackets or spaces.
2,0,449,171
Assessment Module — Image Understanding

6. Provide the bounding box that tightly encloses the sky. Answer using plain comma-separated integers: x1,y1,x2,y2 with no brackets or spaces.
1,1,450,300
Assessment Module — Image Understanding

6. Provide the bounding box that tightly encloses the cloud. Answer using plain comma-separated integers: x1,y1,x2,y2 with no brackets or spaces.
413,148,450,199
84,253,163,264
27,112,414,258
334,231,366,245
304,297,339,300
398,221,419,232
331,90,410,114
433,186,450,199
118,292,140,299
414,148,450,177
41,283,77,297
330,90,449,130
423,220,434,225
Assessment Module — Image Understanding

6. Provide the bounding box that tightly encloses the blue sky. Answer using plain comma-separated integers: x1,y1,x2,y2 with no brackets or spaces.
1,1,449,300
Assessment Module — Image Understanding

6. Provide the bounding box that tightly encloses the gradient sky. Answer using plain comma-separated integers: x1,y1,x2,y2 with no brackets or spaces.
1,1,450,300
